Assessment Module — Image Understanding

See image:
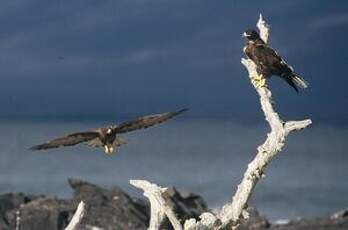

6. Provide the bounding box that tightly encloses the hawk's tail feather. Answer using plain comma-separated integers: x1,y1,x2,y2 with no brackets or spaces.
292,74,309,89
282,73,308,92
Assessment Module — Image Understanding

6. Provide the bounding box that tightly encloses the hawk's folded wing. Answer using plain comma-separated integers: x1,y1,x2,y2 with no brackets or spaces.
253,44,282,66
253,44,294,73
30,131,99,150
113,108,188,134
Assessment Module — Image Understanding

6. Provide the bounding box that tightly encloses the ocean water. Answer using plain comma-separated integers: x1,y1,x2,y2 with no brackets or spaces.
0,119,347,221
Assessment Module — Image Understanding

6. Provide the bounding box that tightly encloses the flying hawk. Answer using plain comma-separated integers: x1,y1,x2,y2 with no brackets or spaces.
29,108,188,154
243,29,308,92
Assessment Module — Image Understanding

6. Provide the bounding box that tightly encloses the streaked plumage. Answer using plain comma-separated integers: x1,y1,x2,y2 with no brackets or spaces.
29,108,188,154
243,29,308,92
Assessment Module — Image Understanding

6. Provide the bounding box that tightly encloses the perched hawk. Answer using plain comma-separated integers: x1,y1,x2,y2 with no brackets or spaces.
29,108,188,154
243,29,308,92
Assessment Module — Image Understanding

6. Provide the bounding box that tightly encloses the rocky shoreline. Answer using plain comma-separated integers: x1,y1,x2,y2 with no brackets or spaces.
0,179,346,230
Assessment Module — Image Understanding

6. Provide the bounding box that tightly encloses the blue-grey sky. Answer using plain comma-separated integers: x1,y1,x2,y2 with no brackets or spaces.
1,0,347,124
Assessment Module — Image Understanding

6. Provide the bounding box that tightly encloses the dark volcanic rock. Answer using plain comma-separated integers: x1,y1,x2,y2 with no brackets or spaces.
0,193,40,229
0,193,30,214
166,187,208,220
67,178,209,230
219,206,348,230
269,215,348,230
238,207,348,230
0,179,347,230
238,207,270,230
160,187,209,229
68,178,149,230
0,179,207,230
6,197,72,230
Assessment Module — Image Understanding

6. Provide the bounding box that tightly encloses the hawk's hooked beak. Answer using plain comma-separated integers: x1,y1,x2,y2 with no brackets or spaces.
104,145,114,155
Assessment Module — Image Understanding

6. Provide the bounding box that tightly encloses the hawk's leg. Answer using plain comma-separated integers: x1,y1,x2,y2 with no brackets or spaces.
104,145,114,155
250,74,267,88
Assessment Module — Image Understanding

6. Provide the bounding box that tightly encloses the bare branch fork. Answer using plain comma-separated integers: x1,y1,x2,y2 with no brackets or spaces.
130,14,312,230
130,180,184,230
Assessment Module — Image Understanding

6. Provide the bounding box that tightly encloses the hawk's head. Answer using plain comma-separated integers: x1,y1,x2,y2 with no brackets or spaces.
106,128,112,134
243,29,260,41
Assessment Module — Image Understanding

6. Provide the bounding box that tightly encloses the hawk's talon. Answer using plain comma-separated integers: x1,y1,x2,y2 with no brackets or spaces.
104,145,114,155
250,75,267,88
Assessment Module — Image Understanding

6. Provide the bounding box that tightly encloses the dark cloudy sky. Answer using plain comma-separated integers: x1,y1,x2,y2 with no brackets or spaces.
1,0,347,124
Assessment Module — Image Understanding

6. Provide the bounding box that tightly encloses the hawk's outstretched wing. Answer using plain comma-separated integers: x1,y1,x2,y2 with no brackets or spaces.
113,108,188,134
30,131,99,150
86,137,103,148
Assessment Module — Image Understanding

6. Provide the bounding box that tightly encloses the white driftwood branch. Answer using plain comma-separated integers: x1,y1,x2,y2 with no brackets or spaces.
65,201,86,230
130,14,311,230
130,180,183,230
217,15,311,228
184,212,220,230
257,14,270,43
